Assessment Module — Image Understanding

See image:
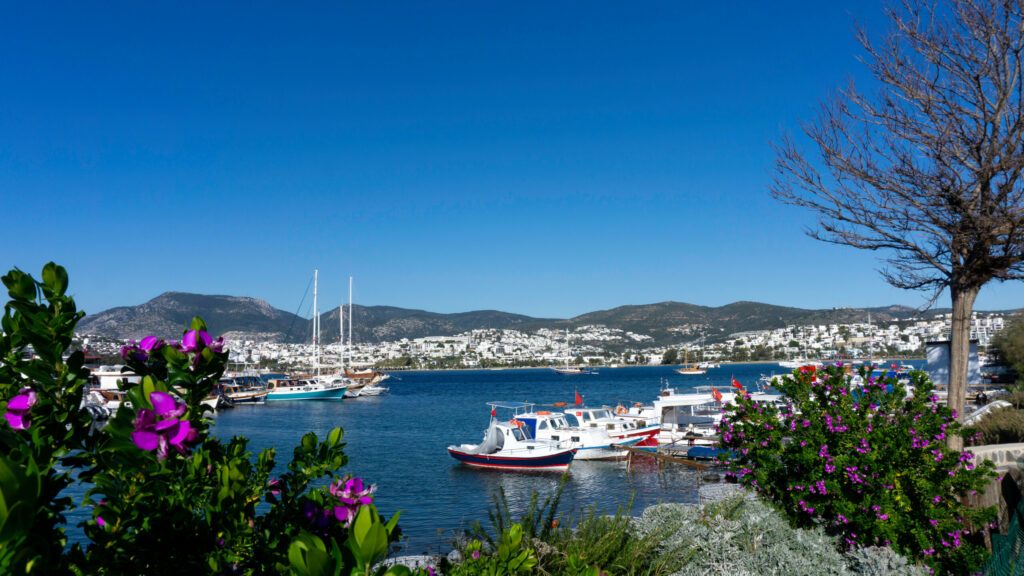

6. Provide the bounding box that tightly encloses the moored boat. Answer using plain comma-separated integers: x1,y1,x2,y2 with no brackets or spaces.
565,406,661,450
266,378,347,401
513,406,643,460
217,374,269,404
448,402,577,471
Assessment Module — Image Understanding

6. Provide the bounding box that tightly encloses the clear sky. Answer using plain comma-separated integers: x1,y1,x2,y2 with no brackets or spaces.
2,1,1022,319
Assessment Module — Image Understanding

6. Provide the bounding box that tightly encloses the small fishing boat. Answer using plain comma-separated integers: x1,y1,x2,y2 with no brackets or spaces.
265,378,347,401
448,402,577,471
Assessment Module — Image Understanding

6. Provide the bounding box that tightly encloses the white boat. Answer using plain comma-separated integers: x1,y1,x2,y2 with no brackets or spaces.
562,406,661,451
89,365,142,390
551,329,596,375
356,382,389,396
513,405,643,460
266,270,347,402
674,350,707,375
648,384,783,446
448,402,577,471
266,377,347,401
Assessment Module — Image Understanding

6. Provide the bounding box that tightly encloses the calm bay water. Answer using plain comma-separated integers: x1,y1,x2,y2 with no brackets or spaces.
210,363,788,554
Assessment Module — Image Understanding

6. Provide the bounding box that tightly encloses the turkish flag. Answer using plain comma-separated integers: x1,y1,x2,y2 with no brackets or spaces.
731,377,743,390
574,390,583,406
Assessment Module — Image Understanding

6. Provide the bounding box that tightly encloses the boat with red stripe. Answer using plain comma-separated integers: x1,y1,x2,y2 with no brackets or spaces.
448,402,578,471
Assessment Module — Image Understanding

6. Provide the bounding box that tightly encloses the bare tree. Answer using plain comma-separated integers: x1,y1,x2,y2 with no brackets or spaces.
772,0,1024,448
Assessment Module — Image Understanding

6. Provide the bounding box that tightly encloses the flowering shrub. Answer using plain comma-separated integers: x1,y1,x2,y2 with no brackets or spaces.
718,364,997,575
0,264,420,575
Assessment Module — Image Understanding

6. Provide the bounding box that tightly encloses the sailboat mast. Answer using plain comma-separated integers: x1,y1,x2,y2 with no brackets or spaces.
344,289,348,368
348,276,353,368
313,269,320,379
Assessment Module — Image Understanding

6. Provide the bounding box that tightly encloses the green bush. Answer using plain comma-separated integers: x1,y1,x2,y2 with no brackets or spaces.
718,364,997,575
0,264,419,576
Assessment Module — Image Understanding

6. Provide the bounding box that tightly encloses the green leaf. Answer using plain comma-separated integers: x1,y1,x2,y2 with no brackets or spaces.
3,269,35,301
41,263,68,297
189,316,207,332
327,427,343,447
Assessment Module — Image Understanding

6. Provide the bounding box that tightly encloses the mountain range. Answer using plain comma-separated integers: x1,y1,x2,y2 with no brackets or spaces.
76,292,1013,348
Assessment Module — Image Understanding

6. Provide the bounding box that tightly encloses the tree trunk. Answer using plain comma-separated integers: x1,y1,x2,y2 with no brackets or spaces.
947,285,979,451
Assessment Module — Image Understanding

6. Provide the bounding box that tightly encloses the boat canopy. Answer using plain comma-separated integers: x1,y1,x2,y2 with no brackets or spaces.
460,422,505,455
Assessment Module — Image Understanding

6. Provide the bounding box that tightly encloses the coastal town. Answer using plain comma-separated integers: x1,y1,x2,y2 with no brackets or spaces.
77,311,1009,371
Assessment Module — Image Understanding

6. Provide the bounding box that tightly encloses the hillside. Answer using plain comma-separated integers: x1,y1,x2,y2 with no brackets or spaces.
77,292,1005,347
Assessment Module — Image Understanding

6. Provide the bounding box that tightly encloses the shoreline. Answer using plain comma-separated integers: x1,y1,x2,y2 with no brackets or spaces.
371,358,926,373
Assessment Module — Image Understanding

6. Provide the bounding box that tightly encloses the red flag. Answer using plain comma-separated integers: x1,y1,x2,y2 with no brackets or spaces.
574,390,583,406
490,407,497,418
731,377,743,390
711,387,723,402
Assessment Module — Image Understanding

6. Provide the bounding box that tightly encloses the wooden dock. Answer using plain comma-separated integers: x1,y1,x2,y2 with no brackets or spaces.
617,445,710,471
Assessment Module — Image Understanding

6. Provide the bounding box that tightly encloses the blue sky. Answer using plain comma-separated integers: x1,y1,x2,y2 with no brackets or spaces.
2,1,1022,319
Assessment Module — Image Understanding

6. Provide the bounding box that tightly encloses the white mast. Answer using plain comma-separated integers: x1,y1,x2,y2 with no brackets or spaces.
313,269,320,379
344,291,348,366
348,276,354,368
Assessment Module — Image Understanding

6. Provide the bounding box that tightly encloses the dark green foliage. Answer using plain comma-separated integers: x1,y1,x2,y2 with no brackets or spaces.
719,365,997,575
0,264,420,576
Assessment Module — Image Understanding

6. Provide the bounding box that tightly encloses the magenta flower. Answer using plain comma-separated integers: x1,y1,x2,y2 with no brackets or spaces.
131,391,193,460
182,329,212,352
471,550,481,560
140,335,165,352
4,388,37,430
327,476,376,526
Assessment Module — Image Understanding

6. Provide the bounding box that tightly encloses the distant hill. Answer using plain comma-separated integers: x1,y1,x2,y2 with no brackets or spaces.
318,306,552,344
77,292,1013,347
557,301,934,345
77,292,307,342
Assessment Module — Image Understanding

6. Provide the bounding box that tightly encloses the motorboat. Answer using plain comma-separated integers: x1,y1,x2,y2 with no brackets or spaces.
266,378,347,401
217,374,268,404
448,402,577,471
356,382,389,396
648,384,783,446
563,406,661,450
89,365,142,390
513,406,643,460
551,366,597,375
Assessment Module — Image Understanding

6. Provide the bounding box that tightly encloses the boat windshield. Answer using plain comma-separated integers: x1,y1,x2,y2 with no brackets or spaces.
592,409,611,420
565,414,581,427
511,426,530,441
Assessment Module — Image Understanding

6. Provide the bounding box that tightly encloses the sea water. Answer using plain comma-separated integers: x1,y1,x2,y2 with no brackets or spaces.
211,363,794,553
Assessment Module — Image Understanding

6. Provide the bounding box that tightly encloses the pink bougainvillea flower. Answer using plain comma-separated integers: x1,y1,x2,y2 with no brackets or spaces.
327,476,376,526
181,329,213,353
131,391,193,460
139,335,165,352
4,388,37,430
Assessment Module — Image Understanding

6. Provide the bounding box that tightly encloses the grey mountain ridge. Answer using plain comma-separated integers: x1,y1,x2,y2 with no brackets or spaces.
76,291,1016,347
